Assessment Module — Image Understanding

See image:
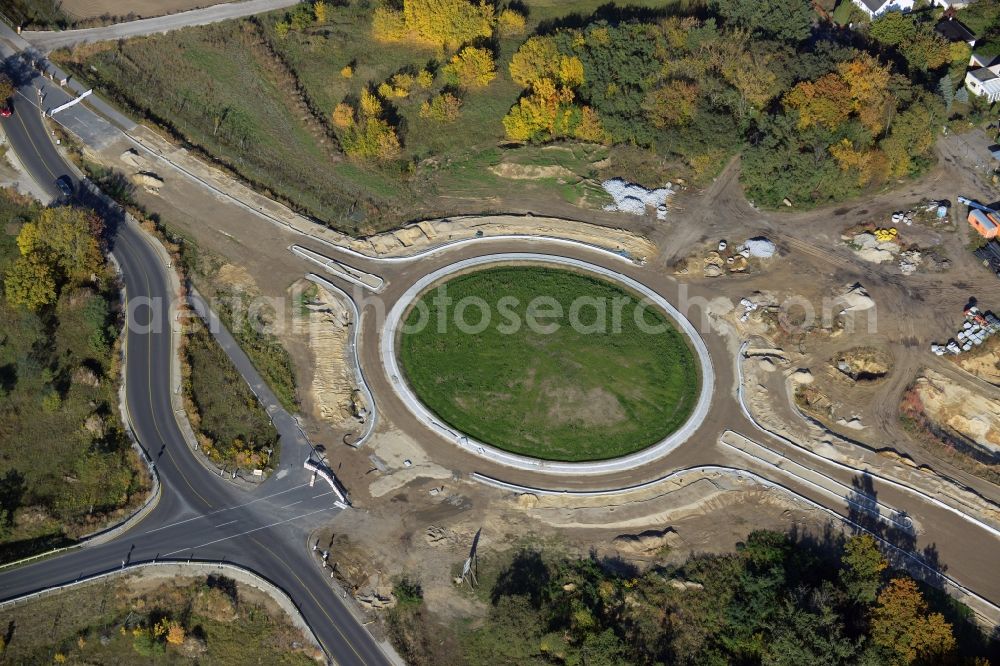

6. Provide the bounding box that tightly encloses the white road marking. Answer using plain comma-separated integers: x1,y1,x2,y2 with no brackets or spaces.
280,500,303,509
311,491,334,499
216,520,237,528
140,483,310,535
162,508,330,557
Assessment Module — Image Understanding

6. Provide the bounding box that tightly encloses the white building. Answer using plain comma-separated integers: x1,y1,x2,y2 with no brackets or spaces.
851,0,915,19
852,0,973,18
966,60,1000,102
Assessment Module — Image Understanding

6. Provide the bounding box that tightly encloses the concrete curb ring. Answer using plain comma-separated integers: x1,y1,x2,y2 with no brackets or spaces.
379,253,715,475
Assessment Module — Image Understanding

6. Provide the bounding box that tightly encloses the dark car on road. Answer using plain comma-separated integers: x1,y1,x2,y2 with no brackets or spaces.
55,175,74,197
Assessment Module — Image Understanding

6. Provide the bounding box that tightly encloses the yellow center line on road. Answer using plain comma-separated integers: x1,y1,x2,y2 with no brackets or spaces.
115,233,212,509
13,107,58,181
250,535,370,666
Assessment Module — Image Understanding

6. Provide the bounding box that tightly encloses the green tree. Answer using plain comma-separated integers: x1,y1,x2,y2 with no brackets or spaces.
711,0,815,42
839,534,887,605
766,593,858,665
869,11,916,46
570,23,663,144
464,595,544,663
0,73,13,103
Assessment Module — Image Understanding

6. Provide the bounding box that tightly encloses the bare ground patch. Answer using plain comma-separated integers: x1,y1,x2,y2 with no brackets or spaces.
543,383,627,427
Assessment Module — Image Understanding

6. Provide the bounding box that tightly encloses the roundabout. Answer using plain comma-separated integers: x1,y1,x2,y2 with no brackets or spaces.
378,253,716,474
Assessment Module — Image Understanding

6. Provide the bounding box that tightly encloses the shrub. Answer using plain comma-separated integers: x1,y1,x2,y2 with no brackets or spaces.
419,92,462,121
360,89,383,117
340,90,401,160
340,64,353,78
332,102,355,128
394,577,423,607
416,69,434,88
496,9,526,37
342,117,401,159
442,46,496,88
313,0,327,24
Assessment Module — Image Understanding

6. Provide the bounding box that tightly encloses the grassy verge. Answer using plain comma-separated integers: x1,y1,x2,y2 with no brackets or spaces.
183,317,279,471
0,572,320,663
210,292,298,413
398,266,700,461
0,188,147,563
167,227,299,414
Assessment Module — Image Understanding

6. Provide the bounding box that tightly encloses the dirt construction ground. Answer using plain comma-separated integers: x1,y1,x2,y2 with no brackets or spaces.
77,121,1000,625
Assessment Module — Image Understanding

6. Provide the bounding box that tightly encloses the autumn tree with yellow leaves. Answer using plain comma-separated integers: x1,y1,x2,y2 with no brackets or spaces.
502,35,602,142
337,90,401,160
4,206,104,311
442,46,496,88
871,578,956,665
373,0,496,49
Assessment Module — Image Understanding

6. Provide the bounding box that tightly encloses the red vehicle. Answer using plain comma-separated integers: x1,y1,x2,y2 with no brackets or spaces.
0,105,10,118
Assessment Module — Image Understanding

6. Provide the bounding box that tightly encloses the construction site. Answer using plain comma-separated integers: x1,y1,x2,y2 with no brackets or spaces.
42,114,1000,641
3,13,1000,657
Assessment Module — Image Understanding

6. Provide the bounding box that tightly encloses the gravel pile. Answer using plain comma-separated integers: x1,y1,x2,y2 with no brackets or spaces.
601,178,674,219
745,237,776,258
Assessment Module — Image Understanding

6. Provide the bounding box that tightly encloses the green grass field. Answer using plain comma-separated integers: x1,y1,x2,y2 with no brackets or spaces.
398,266,699,461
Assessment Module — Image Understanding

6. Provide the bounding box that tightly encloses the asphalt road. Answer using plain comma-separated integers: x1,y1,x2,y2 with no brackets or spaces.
21,0,301,51
0,77,392,666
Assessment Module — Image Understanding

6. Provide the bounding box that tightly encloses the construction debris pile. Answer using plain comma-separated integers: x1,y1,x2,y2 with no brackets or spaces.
848,229,900,264
898,249,923,276
931,305,1000,356
738,297,759,322
675,237,778,278
891,211,915,226
601,178,675,219
839,283,876,312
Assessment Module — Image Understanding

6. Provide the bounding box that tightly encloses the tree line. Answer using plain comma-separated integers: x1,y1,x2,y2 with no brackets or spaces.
319,0,993,206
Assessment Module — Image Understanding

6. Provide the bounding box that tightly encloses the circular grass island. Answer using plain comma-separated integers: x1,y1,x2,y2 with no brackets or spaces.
397,265,701,462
